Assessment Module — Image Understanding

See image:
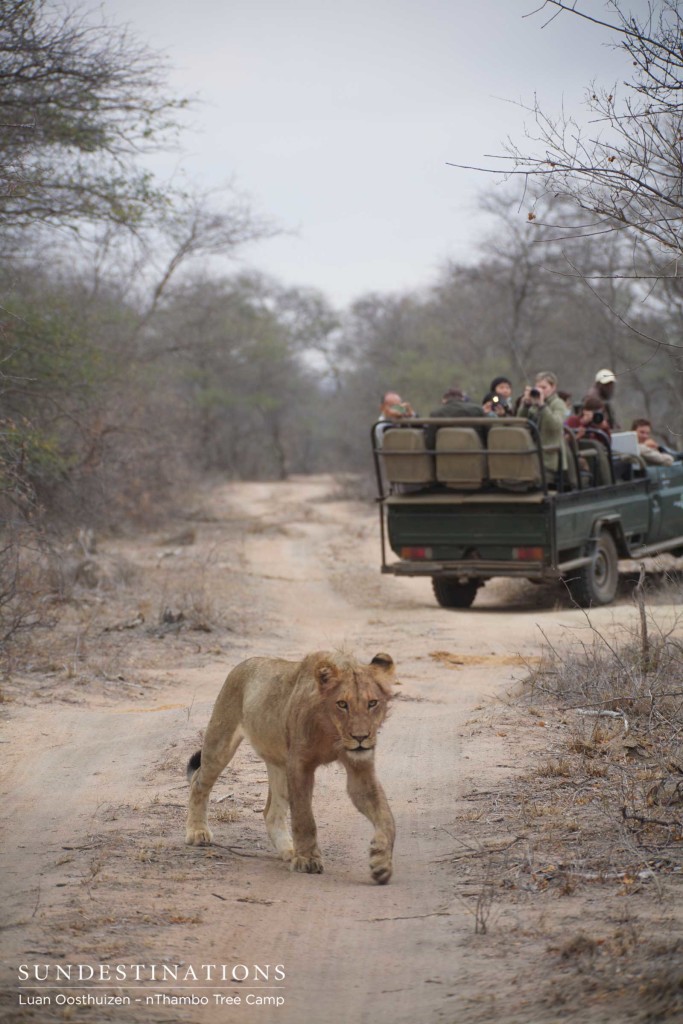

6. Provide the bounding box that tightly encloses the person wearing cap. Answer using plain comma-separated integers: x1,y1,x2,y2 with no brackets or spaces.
585,369,620,430
482,391,510,418
486,376,514,414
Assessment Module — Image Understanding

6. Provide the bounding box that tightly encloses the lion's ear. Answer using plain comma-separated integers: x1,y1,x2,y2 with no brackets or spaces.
370,653,395,694
315,659,340,691
370,653,394,672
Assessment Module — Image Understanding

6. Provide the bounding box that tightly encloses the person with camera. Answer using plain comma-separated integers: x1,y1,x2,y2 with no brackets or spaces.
379,391,417,421
585,368,620,430
373,391,418,448
517,371,568,479
486,375,515,415
565,396,611,443
482,391,511,418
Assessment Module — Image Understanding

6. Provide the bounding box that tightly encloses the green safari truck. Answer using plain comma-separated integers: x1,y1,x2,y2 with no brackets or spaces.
372,417,683,608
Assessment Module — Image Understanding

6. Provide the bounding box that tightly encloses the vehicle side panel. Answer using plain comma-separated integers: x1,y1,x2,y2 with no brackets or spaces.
554,479,651,555
647,462,683,544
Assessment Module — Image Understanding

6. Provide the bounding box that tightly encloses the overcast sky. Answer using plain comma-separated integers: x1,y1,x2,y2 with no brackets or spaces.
101,0,641,307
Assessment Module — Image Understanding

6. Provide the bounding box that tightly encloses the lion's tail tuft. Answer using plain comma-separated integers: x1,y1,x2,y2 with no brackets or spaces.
186,750,202,782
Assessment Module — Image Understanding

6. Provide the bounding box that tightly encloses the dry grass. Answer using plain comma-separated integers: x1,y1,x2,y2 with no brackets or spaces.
1,506,253,694
445,587,683,1022
509,597,683,882
0,529,56,676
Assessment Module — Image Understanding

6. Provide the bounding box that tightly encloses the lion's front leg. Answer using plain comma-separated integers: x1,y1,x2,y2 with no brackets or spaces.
287,763,323,874
264,763,294,862
343,757,395,885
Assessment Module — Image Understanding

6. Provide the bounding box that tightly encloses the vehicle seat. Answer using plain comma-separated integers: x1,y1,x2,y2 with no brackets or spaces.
381,427,434,484
578,440,613,487
561,428,582,490
487,425,543,490
435,427,486,490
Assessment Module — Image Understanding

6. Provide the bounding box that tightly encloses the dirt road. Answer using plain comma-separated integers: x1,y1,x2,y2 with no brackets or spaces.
0,477,665,1024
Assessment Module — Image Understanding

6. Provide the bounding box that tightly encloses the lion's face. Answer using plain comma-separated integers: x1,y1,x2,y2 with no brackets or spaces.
315,653,395,756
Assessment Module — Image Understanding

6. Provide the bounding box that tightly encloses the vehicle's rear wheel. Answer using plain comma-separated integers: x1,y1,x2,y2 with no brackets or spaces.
431,577,480,609
566,530,619,607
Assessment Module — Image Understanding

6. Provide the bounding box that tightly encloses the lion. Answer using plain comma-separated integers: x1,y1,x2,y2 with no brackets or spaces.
186,650,396,884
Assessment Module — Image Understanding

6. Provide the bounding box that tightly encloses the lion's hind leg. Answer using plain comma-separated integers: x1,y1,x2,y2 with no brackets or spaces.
186,724,243,846
264,764,294,862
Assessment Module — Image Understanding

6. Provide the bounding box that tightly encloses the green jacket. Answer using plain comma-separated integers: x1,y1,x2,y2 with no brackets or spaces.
426,399,484,449
519,392,567,473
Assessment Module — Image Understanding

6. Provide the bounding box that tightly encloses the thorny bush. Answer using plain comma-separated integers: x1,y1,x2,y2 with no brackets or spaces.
526,589,683,852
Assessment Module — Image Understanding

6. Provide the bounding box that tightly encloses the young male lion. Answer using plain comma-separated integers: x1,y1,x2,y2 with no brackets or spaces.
186,650,396,884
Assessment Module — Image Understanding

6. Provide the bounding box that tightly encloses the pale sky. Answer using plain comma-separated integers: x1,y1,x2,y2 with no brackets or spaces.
101,0,639,306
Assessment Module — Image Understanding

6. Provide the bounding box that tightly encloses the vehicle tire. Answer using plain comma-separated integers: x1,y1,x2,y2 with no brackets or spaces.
432,577,480,609
566,530,619,607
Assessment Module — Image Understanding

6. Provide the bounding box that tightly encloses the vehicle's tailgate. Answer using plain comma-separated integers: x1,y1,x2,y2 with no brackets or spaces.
387,495,551,562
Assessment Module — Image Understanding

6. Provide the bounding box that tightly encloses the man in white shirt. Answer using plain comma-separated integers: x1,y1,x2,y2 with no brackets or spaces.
631,418,674,466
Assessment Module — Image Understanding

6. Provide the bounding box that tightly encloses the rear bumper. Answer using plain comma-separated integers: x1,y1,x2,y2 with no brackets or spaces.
383,559,549,580
382,555,594,579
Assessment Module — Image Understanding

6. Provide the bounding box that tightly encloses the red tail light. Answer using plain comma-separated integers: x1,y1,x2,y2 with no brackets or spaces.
400,546,433,559
513,546,544,561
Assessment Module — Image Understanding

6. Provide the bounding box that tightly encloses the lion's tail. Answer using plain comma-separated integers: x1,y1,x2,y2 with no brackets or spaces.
186,750,202,783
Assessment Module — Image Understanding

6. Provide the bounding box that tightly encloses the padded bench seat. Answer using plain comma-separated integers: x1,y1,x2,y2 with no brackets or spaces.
380,421,546,493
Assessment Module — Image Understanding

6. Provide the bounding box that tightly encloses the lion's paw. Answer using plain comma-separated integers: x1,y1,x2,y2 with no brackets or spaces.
278,846,295,863
290,854,324,874
186,826,213,846
370,850,393,885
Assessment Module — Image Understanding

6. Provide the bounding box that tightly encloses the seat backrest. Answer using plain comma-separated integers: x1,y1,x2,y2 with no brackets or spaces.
578,440,613,487
487,425,543,489
435,427,486,490
381,427,434,484
563,429,580,490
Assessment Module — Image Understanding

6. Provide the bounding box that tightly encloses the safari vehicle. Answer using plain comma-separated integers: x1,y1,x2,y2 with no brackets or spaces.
372,417,683,608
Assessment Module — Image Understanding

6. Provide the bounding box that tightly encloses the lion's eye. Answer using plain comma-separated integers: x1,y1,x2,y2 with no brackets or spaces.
368,699,378,709
336,700,348,710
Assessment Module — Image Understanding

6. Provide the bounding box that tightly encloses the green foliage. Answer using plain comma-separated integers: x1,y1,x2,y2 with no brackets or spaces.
0,0,189,239
0,417,66,515
0,2,680,534
1,274,119,408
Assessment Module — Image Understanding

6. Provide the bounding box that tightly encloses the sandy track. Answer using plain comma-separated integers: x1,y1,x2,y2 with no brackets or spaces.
0,476,651,1024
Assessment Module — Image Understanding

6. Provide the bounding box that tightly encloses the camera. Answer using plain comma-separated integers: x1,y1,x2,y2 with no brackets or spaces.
491,395,501,404
529,387,541,399
592,411,604,425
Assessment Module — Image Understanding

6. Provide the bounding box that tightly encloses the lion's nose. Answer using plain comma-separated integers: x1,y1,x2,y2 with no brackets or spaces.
351,733,369,744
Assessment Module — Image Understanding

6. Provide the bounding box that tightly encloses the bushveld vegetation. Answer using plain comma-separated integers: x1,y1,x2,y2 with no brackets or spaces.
1,0,683,667
508,587,683,1019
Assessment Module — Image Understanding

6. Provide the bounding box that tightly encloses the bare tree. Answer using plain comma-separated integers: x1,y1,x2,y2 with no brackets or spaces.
449,2,683,315
502,2,683,281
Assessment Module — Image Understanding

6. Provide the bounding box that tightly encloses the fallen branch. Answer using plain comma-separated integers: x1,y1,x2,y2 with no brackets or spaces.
622,807,681,828
576,708,629,734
